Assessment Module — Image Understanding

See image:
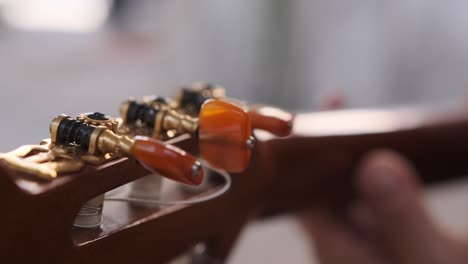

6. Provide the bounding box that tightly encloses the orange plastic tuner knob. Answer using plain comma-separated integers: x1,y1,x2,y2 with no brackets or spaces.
131,136,204,185
198,100,253,173
175,84,294,137
248,104,294,137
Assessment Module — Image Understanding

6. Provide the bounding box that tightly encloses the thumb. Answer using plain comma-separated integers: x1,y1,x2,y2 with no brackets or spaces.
355,150,457,264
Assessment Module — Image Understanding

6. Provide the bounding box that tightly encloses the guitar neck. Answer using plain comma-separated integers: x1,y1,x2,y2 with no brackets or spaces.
255,106,468,215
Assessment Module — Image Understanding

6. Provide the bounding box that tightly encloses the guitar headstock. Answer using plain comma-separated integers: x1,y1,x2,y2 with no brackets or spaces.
0,85,277,263
5,83,468,263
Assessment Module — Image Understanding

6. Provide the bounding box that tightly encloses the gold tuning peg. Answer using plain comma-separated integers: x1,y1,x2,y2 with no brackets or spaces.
50,113,204,185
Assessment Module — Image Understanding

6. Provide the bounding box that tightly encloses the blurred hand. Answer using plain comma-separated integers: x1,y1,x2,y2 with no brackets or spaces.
299,150,468,264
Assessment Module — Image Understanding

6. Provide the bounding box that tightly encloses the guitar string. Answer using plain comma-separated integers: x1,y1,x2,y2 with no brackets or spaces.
104,163,232,206
76,204,102,216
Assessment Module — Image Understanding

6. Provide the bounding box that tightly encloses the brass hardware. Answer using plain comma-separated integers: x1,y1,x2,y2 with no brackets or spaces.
96,129,133,156
1,113,125,180
0,141,86,180
172,83,232,117
193,82,226,99
160,110,198,136
120,98,199,140
51,114,133,158
50,114,69,146
143,95,178,109
175,83,226,109
77,112,119,132
153,108,166,139
119,99,132,124
88,127,106,155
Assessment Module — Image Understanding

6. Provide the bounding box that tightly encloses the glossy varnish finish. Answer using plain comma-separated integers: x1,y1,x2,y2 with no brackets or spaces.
1,106,468,263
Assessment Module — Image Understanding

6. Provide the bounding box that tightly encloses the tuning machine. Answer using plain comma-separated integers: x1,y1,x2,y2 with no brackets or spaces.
49,112,203,185
175,83,226,115
0,111,203,185
175,83,294,137
120,98,253,173
0,112,122,181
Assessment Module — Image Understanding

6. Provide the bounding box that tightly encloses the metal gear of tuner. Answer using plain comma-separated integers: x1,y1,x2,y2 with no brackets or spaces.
76,112,119,133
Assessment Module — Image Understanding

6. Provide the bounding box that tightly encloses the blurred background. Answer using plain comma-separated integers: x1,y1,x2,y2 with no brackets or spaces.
0,0,468,263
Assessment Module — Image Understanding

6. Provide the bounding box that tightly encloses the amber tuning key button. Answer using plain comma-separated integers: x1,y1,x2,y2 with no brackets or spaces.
248,104,294,137
198,100,253,173
94,130,204,186
131,136,203,185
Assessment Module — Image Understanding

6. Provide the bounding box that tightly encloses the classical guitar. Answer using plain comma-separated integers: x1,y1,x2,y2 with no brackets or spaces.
1,84,467,263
